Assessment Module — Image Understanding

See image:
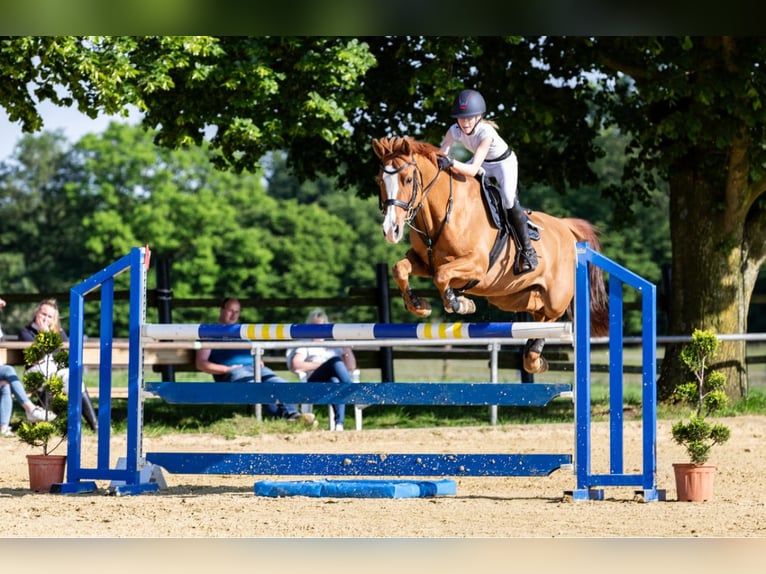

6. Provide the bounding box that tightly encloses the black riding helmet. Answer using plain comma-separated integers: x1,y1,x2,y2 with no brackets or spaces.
451,89,486,118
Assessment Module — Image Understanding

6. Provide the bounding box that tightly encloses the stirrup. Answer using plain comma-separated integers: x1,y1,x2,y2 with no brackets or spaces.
514,249,538,274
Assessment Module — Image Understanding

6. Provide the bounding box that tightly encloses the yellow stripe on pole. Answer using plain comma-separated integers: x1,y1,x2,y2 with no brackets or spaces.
243,324,293,340
444,323,459,339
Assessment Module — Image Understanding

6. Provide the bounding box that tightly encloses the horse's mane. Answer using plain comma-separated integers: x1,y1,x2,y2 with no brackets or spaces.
406,138,441,158
374,136,440,165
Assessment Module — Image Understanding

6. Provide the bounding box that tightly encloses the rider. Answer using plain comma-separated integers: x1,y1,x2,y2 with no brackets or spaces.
437,88,538,273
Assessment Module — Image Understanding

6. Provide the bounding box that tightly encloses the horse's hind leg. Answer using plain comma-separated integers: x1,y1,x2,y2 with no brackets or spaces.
523,338,549,374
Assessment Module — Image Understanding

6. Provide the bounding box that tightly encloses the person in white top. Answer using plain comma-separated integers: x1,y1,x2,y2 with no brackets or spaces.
287,309,356,431
437,88,538,273
0,297,57,436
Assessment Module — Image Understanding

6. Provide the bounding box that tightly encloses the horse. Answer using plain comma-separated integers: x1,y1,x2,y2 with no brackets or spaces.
372,135,609,374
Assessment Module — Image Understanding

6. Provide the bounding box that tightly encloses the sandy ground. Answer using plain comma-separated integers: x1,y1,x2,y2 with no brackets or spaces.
2,415,766,541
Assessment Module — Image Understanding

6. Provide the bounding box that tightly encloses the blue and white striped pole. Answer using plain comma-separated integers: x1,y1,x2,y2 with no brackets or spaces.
142,321,572,342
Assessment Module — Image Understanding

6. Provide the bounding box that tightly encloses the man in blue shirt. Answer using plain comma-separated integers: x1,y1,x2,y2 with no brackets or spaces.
195,297,315,426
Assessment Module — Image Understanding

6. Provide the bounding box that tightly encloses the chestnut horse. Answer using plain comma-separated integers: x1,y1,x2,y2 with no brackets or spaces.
373,136,609,373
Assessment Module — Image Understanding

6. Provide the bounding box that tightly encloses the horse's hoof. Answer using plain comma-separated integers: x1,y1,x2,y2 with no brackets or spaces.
523,355,549,374
457,298,476,314
446,297,476,314
407,304,432,318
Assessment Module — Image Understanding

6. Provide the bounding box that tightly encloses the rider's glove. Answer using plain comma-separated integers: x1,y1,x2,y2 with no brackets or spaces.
437,155,454,170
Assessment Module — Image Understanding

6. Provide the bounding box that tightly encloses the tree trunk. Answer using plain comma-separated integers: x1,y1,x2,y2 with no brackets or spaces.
658,167,749,401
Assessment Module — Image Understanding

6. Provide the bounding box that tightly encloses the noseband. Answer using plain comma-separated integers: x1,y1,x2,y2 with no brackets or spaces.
379,158,420,215
379,156,445,222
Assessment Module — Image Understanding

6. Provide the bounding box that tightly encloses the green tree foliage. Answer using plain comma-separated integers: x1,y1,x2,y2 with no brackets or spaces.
69,123,277,299
0,36,375,177
0,123,407,333
263,151,417,323
0,131,76,291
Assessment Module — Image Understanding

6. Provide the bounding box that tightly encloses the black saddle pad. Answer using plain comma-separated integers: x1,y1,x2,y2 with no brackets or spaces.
477,175,539,241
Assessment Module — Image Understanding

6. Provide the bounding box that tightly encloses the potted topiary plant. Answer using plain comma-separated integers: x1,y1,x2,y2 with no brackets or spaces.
671,328,731,502
16,330,69,492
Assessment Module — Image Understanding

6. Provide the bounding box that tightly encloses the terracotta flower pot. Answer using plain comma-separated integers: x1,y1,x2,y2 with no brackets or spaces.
27,454,66,493
673,462,716,502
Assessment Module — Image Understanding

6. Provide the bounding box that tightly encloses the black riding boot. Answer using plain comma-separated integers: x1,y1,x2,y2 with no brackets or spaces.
506,201,538,274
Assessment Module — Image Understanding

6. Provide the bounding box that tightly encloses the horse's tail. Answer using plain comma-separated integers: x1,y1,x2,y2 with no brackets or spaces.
565,218,610,337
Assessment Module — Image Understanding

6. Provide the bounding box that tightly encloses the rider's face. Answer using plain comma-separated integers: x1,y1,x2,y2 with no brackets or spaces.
457,114,481,134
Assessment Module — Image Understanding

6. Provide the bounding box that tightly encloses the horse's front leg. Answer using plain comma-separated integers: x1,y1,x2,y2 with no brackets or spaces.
392,253,432,318
522,338,548,374
443,286,476,314
433,258,484,315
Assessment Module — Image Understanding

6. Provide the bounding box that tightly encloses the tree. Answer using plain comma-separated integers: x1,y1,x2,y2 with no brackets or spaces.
0,131,77,293
2,36,763,400
0,36,375,176
0,122,407,334
571,37,766,399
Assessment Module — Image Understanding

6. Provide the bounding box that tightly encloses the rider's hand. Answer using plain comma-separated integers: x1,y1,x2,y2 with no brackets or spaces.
437,155,454,170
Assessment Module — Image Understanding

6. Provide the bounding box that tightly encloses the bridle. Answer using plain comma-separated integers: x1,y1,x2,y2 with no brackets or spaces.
379,156,447,222
379,155,454,273
379,158,420,218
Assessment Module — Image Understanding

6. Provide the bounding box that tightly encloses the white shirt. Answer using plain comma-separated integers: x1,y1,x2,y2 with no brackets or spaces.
288,345,342,375
442,122,509,163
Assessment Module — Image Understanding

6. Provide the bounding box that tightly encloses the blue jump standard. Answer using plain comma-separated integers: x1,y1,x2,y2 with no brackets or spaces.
254,478,457,499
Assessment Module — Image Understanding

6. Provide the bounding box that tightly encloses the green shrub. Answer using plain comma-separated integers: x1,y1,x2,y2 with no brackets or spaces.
670,329,731,465
16,331,69,455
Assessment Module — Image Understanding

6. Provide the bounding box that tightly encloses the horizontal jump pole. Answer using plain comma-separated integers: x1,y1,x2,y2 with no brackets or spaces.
144,452,573,477
144,381,573,407
142,321,573,342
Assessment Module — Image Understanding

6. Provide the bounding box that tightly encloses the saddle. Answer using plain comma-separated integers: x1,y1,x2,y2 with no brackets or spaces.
477,175,540,266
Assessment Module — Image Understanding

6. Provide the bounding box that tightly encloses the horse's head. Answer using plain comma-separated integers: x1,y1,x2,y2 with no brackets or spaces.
373,136,439,244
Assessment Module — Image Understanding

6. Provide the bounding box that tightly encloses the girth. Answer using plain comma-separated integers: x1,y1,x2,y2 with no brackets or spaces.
456,178,509,292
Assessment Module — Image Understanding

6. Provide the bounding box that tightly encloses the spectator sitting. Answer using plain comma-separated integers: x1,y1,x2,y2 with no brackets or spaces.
1,296,55,436
287,308,356,432
195,297,315,426
0,364,56,437
18,298,98,431
18,298,71,392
